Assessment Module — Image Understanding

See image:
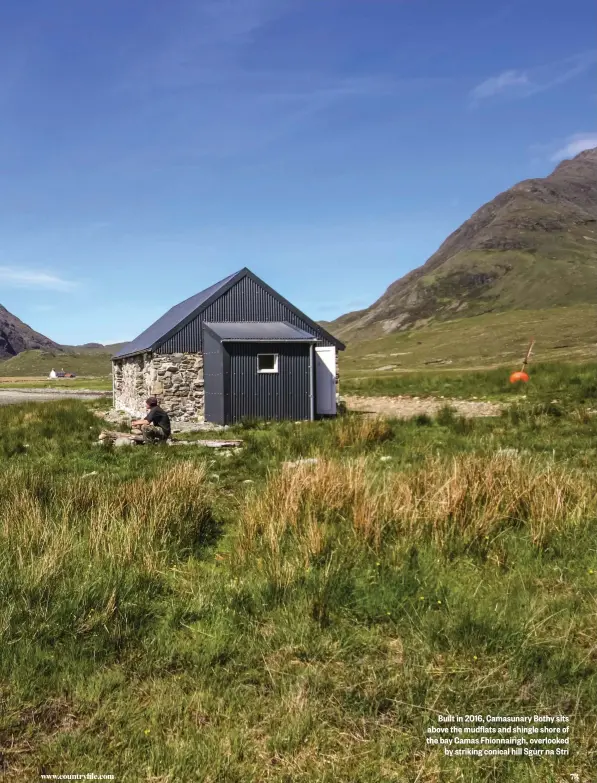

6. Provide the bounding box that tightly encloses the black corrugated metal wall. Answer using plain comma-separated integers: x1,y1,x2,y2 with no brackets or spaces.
157,276,334,354
225,343,311,422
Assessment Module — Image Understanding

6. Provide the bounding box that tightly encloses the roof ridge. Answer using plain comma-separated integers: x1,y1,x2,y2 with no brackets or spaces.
113,267,345,359
113,268,245,358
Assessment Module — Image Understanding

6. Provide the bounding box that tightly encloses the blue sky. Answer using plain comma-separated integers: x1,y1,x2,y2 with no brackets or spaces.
1,0,595,345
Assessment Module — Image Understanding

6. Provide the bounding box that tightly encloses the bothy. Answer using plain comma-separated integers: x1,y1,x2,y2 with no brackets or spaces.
112,268,345,423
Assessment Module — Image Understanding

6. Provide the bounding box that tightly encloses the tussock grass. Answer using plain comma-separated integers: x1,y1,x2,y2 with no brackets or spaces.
333,414,393,447
0,461,215,671
237,455,594,587
0,460,215,562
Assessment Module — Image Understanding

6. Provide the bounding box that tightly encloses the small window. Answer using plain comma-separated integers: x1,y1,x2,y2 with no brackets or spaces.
257,353,279,373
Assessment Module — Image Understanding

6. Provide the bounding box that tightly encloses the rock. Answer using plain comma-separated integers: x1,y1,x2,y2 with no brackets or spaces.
379,456,393,462
283,457,319,469
97,409,131,427
243,479,254,484
114,437,136,448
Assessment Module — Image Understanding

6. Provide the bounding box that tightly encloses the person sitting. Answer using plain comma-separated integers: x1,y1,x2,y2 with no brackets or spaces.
131,397,171,442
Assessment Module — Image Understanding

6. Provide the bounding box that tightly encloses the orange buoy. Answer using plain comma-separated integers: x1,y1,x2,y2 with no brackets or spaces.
509,371,529,384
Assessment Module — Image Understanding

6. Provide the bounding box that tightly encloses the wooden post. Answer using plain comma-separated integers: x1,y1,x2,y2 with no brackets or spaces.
521,338,535,373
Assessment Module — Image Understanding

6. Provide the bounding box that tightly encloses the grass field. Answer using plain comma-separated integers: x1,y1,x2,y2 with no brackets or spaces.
0,348,115,377
338,304,597,375
342,360,597,404
0,380,596,781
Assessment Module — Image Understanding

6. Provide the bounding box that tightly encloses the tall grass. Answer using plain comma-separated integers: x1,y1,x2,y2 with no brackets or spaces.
237,455,595,591
3,461,216,559
0,462,216,666
333,414,393,447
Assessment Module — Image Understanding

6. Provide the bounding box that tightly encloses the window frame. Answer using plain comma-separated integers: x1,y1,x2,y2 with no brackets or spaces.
257,353,279,374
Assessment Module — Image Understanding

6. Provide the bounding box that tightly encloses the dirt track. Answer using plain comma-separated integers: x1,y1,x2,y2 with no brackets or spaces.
0,389,503,420
345,395,504,419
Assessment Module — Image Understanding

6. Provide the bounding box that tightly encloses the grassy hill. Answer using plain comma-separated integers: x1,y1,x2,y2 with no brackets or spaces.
61,342,125,354
0,348,117,378
329,148,597,346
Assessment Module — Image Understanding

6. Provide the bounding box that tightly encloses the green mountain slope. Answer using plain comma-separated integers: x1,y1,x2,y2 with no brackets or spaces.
329,147,597,343
339,304,597,377
0,347,121,377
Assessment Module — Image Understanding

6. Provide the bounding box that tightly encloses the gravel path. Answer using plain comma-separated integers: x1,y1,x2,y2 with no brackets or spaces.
0,388,503,421
345,395,504,419
0,389,109,406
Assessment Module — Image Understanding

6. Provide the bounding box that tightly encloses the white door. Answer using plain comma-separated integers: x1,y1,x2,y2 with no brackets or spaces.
315,347,336,415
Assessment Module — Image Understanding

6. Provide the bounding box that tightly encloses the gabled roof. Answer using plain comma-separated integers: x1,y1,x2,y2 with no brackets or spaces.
113,267,345,359
204,321,317,342
113,271,238,358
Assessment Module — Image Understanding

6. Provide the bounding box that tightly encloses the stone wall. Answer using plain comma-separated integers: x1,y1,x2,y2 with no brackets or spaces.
112,351,204,422
112,353,147,417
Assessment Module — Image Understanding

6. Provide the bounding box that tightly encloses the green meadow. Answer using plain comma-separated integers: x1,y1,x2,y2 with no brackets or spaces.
0,369,595,781
341,360,597,403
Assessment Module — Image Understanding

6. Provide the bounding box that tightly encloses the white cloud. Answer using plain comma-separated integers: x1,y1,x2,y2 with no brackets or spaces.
550,133,597,162
471,50,597,102
0,267,78,291
471,70,530,100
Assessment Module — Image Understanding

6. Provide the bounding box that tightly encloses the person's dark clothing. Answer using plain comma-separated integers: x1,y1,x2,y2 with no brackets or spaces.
144,405,171,438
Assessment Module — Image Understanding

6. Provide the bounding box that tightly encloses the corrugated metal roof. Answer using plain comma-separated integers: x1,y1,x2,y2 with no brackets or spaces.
113,267,346,359
204,321,317,342
113,271,240,358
